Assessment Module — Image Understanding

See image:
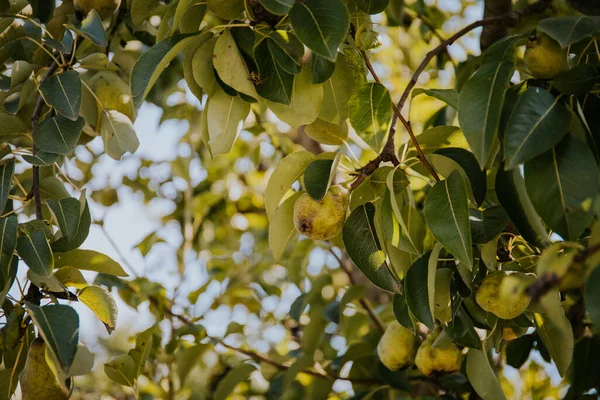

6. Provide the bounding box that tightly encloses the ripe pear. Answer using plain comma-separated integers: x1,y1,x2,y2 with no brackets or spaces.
377,321,419,371
74,0,120,20
19,338,71,400
415,327,462,376
293,186,348,240
524,31,568,79
476,270,534,319
87,71,134,120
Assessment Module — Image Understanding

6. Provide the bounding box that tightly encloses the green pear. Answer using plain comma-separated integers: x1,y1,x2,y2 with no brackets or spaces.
415,326,462,376
524,31,568,79
377,321,419,370
19,338,71,400
293,185,348,240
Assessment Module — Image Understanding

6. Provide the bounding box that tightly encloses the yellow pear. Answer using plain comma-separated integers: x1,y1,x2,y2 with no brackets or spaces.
74,0,120,20
19,338,71,400
87,71,134,120
293,185,348,240
476,270,534,319
377,321,419,370
524,31,568,79
415,327,462,376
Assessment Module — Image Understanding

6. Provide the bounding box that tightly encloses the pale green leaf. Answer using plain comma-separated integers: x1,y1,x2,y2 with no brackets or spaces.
54,249,128,276
78,285,118,332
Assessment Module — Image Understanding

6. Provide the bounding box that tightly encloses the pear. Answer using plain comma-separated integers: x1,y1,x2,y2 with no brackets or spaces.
475,271,534,319
377,321,419,371
524,31,568,79
74,0,121,20
19,337,71,400
415,326,462,376
293,185,348,240
87,71,134,120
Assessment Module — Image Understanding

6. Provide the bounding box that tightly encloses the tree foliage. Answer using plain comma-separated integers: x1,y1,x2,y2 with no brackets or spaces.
1,0,600,398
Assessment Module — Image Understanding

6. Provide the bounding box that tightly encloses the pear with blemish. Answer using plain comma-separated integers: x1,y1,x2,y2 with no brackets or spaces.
293,186,348,240
415,326,462,376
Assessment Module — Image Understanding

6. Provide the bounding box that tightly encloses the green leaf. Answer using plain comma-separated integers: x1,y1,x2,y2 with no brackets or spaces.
434,268,453,324
0,159,14,212
17,231,54,277
289,0,349,61
0,60,31,89
355,0,390,14
423,171,473,267
254,39,294,105
404,253,434,329
213,30,258,100
131,32,201,111
495,166,549,248
538,16,600,48
466,348,507,400
319,53,354,123
524,135,599,240
566,336,600,397
585,266,600,330
434,147,487,206
444,308,481,349
207,0,244,19
78,285,118,333
54,266,88,289
482,34,525,64
458,62,514,168
65,9,107,47
104,354,136,386
206,87,250,154
22,150,59,166
129,325,154,377
0,255,17,309
258,0,294,15
32,115,84,155
100,110,139,160
535,290,574,376
469,206,509,244
304,159,334,201
176,343,208,384
46,197,80,241
412,88,459,110
26,303,79,372
268,67,324,128
54,249,128,276
131,0,160,27
348,82,393,152
311,54,335,84
550,64,600,96
506,334,535,369
504,88,570,169
215,363,257,400
269,191,303,262
267,30,304,75
0,113,28,140
392,292,415,333
266,151,315,219
342,203,399,292
67,343,95,377
0,215,17,263
178,1,208,33
305,118,348,145
39,70,81,121
191,36,217,94
52,191,91,252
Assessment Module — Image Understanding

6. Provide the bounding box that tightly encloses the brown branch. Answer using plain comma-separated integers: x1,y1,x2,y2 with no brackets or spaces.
526,242,600,302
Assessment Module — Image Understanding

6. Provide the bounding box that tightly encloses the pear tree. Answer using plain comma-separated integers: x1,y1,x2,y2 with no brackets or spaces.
0,0,600,399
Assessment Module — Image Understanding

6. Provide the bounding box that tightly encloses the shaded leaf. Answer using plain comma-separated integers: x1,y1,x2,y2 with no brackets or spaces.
17,231,53,277
39,70,81,121
100,110,139,160
214,363,257,400
269,191,303,262
413,88,459,110
466,348,507,400
348,82,393,152
206,87,250,154
46,197,80,241
32,115,84,155
404,253,434,329
0,159,14,212
65,10,107,47
538,16,600,48
104,354,136,386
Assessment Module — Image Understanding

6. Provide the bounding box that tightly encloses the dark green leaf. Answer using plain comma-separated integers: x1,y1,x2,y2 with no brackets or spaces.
266,31,303,75
348,82,393,152
0,159,14,212
32,115,84,155
423,171,473,267
434,147,486,206
495,166,549,248
0,255,17,308
342,203,400,292
458,62,514,168
22,150,59,166
304,159,334,201
46,197,81,241
52,192,91,252
565,336,600,398
444,308,481,349
39,70,81,121
481,34,525,64
66,9,107,47
585,267,600,330
392,292,415,333
506,334,534,369
504,88,570,169
404,253,434,330
466,348,506,400
551,64,600,95
289,0,349,61
524,135,599,240
469,206,509,244
538,16,600,48
254,39,294,105
26,303,79,372
0,215,17,263
258,0,294,15
311,54,335,84
16,231,53,277
378,361,411,390
355,0,390,14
